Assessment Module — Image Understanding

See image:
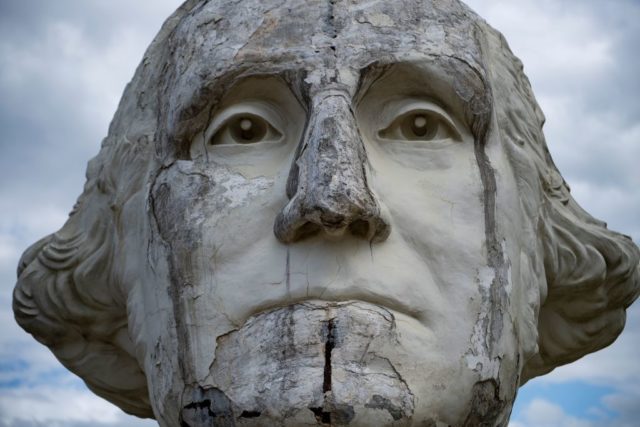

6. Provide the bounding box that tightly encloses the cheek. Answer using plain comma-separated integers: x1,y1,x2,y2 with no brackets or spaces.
151,160,286,260
367,141,487,291
366,140,484,230
365,140,497,347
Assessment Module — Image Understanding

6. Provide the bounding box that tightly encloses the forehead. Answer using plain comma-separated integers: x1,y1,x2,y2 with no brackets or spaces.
165,0,486,126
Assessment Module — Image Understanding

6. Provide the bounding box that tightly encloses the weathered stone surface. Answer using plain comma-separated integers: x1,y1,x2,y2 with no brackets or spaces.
12,0,640,426
197,301,414,426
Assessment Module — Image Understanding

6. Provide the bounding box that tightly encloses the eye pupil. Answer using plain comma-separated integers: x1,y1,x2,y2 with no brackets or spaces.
411,115,429,137
239,118,255,140
400,113,436,140
231,116,267,143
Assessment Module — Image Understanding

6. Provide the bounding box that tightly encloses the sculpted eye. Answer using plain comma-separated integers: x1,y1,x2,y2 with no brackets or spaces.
210,113,282,145
378,103,461,142
203,101,285,147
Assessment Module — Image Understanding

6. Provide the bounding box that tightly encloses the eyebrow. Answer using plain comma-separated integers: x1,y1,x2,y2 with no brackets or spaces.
168,66,307,156
355,59,493,142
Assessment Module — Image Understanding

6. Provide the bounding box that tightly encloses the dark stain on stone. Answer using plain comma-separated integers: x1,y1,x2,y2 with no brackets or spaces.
309,405,356,426
327,0,338,41
150,165,214,386
365,394,406,421
310,406,331,425
332,404,355,425
239,410,261,418
310,403,354,426
180,386,236,427
462,379,508,427
471,24,510,359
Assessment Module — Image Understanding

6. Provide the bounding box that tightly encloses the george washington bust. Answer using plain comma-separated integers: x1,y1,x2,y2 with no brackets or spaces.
13,0,639,426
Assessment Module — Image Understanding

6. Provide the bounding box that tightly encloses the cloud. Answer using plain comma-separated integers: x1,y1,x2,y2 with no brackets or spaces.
469,0,615,81
0,0,183,212
0,386,122,424
510,399,596,427
511,387,640,427
0,386,155,427
602,387,640,427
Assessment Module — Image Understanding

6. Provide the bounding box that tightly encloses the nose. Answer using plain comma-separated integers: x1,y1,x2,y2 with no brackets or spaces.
274,90,391,243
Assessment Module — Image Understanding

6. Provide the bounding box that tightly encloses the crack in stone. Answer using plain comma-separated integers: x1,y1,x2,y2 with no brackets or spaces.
286,248,291,297
323,318,335,395
239,410,261,418
327,0,338,42
310,317,336,425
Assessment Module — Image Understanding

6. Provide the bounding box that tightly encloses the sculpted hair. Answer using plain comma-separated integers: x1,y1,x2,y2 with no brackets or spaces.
13,139,152,416
478,22,640,382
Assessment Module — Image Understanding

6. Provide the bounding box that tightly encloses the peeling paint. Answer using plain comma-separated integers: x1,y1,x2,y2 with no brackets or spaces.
218,174,273,209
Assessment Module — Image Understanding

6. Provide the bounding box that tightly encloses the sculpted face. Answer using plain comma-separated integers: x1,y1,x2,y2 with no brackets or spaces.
13,1,640,426
146,2,522,425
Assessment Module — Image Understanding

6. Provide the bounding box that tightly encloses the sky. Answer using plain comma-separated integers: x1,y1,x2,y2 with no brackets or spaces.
0,1,638,426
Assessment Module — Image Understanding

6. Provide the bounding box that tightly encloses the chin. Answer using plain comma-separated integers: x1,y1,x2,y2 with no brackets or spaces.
170,300,513,427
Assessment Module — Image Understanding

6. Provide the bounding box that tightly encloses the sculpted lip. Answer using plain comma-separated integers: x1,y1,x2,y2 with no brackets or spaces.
243,292,425,325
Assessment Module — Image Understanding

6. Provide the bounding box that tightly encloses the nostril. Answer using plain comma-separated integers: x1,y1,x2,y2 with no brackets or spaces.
319,209,346,228
349,219,370,239
274,195,392,244
296,222,322,241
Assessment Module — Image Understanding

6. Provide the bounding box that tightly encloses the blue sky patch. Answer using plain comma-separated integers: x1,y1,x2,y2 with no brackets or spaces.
512,380,618,422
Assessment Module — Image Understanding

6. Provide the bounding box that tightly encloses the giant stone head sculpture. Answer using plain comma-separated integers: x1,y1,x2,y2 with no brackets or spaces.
13,0,640,426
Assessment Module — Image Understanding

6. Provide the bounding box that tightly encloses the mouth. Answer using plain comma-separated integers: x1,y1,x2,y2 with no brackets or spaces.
242,291,426,327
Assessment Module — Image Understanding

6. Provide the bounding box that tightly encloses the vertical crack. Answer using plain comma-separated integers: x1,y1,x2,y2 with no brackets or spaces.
285,248,291,297
323,318,335,394
310,318,335,425
327,0,338,55
327,0,337,39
